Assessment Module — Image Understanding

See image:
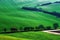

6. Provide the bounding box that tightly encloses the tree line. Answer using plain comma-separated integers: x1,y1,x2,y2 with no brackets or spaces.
1,23,59,33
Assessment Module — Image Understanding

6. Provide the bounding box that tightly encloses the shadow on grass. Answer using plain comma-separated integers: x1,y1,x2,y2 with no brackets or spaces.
22,7,60,18
0,31,34,34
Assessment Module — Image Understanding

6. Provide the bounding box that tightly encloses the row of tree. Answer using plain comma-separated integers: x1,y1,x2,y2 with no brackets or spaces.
2,23,59,33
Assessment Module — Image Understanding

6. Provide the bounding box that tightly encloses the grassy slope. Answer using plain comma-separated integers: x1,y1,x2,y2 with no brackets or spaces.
0,10,60,31
40,3,60,12
0,35,30,40
0,0,60,31
1,31,60,40
0,0,60,40
0,0,60,28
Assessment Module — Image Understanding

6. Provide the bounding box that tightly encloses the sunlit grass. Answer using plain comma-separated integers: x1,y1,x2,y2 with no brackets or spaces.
2,31,60,40
0,35,30,40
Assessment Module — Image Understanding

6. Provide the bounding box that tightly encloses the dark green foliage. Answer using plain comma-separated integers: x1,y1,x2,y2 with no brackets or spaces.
29,27,34,31
10,27,17,32
46,26,52,30
53,23,59,29
3,28,7,32
34,27,39,31
23,27,34,31
38,25,45,31
20,27,24,31
23,27,29,31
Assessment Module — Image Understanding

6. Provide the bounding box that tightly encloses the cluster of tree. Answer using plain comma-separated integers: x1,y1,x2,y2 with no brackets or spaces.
22,7,60,18
54,1,60,3
22,7,42,12
2,23,59,33
40,2,52,6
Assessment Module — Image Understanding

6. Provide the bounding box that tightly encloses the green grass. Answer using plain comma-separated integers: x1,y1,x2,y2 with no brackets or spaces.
0,0,60,31
40,3,60,12
0,10,60,31
0,35,29,40
0,0,60,40
1,31,60,40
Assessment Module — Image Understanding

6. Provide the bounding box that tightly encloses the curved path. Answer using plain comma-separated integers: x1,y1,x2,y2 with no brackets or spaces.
43,29,60,35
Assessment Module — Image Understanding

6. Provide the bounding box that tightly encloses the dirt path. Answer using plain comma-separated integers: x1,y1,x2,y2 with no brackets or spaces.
43,30,60,35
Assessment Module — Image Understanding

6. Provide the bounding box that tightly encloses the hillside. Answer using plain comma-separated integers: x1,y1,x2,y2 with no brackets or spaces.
0,35,29,40
40,3,60,12
1,32,60,40
0,0,60,31
0,0,60,40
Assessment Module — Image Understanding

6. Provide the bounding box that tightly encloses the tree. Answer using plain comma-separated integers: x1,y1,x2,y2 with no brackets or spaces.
38,25,45,31
46,26,51,30
20,27,26,32
20,27,23,31
29,27,34,31
53,23,59,29
11,27,17,32
3,28,7,32
34,27,40,31
23,27,34,31
24,27,30,31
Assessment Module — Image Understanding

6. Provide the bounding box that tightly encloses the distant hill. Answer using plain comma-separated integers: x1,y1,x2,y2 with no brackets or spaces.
40,2,60,12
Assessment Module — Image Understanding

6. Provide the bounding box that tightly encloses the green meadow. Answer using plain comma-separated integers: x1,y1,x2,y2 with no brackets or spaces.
1,32,60,40
0,0,60,40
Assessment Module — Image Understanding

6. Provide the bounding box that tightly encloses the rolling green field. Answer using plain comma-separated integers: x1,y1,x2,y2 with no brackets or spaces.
0,0,60,40
1,32,60,40
40,3,60,12
0,35,29,40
